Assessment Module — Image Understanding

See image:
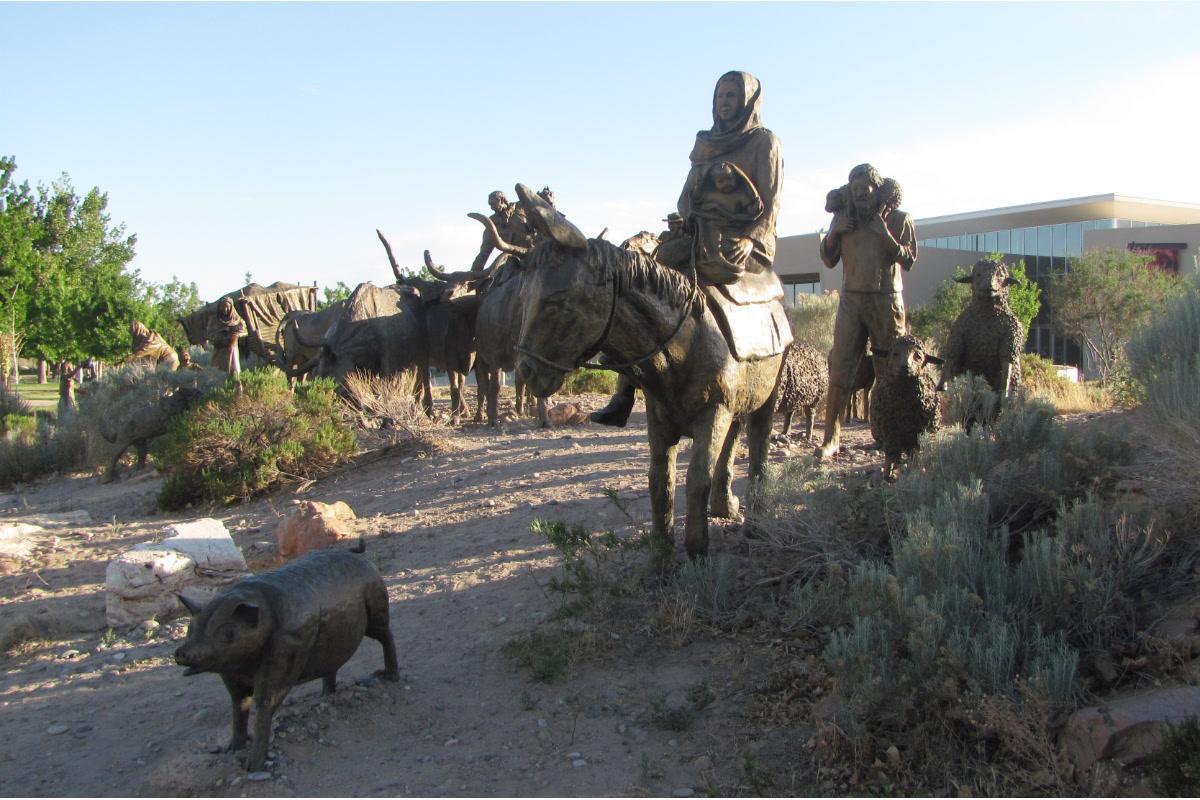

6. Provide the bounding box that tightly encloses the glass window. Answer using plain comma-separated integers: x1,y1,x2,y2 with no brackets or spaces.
1038,226,1052,256
1066,223,1083,257
1118,219,1132,228
984,231,997,252
938,237,949,248
997,230,1011,254
1024,227,1038,256
1010,228,1024,254
1052,223,1066,257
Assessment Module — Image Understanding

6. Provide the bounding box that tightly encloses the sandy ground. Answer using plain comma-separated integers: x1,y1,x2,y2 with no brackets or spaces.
0,393,884,797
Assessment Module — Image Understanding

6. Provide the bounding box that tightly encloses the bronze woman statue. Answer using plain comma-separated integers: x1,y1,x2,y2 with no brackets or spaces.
593,70,784,426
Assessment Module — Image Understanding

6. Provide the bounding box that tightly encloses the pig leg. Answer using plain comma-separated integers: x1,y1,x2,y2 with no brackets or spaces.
366,592,400,681
221,676,252,752
247,670,293,772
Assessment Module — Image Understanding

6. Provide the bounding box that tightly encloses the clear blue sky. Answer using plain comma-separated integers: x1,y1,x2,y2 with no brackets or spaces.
5,1,1199,300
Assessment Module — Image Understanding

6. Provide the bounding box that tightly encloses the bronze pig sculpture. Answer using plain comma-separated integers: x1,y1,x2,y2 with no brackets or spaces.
174,548,399,771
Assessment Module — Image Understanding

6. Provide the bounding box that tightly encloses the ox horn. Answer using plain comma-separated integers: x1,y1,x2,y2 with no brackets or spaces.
597,227,609,241
376,229,405,284
468,211,529,257
424,249,484,284
292,325,324,349
287,355,320,379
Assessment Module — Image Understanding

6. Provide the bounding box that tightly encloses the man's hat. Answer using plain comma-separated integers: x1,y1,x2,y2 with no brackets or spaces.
663,212,684,223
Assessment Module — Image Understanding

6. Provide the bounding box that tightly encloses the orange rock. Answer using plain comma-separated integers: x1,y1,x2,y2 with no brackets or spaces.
547,402,583,426
274,500,357,559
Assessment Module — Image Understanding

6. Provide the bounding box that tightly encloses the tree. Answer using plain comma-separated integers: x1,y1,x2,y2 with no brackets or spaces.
320,281,352,309
138,277,202,350
908,255,1040,352
1046,247,1186,384
0,157,40,381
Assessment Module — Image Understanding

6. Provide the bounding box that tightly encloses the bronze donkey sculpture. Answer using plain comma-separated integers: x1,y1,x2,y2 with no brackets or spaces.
497,184,787,558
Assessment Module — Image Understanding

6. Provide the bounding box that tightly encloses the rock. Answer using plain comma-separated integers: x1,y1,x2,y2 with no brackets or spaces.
1059,686,1200,774
274,501,358,559
672,789,695,797
693,755,713,771
46,724,69,735
567,751,582,759
572,759,587,768
246,771,272,782
105,519,249,628
548,402,589,426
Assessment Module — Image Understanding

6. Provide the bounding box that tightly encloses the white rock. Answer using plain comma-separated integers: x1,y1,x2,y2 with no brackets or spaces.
0,523,41,560
105,518,249,628
246,771,271,782
134,518,248,572
46,723,69,735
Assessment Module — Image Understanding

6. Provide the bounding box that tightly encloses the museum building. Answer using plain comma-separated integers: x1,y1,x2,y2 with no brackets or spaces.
773,193,1200,370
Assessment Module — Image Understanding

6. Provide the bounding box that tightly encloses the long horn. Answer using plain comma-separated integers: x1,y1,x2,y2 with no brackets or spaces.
597,227,609,240
468,211,529,256
376,229,404,283
425,258,481,284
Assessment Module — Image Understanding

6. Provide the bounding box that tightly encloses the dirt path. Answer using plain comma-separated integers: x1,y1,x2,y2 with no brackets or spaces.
0,397,882,797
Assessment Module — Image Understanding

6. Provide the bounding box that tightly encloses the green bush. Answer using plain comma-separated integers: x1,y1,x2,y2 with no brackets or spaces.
560,368,617,395
2,413,37,440
785,291,838,354
154,369,357,509
1147,716,1200,796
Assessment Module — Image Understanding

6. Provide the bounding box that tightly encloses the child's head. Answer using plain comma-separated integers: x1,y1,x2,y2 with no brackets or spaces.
825,185,848,214
712,162,738,193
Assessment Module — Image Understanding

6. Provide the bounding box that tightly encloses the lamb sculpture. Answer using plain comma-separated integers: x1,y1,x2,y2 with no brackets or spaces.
940,258,1025,428
869,335,943,481
774,344,828,440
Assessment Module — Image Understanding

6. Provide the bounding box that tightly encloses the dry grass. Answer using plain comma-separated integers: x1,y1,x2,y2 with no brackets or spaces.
1027,381,1111,415
341,369,451,457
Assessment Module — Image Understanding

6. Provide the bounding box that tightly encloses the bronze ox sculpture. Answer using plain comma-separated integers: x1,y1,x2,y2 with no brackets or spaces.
425,233,551,428
502,184,787,558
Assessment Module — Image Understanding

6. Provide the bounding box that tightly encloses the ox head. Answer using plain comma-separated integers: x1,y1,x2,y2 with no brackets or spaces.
871,335,944,382
955,258,1013,305
476,184,606,398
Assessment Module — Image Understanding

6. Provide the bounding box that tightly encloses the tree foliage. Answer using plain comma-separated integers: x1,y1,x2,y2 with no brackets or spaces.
1047,247,1185,384
0,156,197,368
320,281,352,309
909,255,1040,352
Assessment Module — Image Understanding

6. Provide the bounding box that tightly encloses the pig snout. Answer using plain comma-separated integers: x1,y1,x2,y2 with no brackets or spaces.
174,645,206,676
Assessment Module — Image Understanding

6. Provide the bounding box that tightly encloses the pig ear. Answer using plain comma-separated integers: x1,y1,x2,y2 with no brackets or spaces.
924,354,945,367
177,593,205,616
1003,275,1016,287
233,603,261,628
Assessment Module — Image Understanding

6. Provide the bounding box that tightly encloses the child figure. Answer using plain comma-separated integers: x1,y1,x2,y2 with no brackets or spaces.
690,161,765,284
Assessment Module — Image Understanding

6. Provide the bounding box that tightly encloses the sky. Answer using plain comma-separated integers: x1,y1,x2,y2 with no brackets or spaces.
4,0,1200,301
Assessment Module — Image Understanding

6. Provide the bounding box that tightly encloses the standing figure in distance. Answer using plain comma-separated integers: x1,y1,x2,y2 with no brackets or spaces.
207,297,247,376
814,163,917,461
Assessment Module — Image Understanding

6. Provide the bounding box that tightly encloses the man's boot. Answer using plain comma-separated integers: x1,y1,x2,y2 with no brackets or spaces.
590,375,636,427
814,385,848,461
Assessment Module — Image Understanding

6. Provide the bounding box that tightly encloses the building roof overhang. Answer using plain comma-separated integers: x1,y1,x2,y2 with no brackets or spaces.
915,194,1200,238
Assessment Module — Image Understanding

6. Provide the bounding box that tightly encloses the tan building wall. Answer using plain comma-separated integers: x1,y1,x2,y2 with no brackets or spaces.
1083,222,1200,277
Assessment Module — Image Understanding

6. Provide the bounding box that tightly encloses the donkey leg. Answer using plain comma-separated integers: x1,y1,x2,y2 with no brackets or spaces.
473,363,486,423
710,417,742,519
645,410,680,561
746,400,774,484
685,406,734,559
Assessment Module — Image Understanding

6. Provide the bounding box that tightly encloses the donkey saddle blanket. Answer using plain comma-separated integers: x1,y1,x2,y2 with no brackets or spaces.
704,268,792,362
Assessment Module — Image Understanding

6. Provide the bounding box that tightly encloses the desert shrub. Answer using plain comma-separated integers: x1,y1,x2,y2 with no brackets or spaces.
560,367,617,395
2,413,36,440
786,291,838,354
1018,353,1112,414
0,387,31,420
75,362,227,473
941,373,999,430
746,395,1181,790
1146,716,1200,796
1124,283,1200,525
0,414,87,488
531,513,647,618
154,368,357,509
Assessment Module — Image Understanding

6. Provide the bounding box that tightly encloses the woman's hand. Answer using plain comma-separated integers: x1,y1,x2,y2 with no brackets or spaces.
720,236,754,266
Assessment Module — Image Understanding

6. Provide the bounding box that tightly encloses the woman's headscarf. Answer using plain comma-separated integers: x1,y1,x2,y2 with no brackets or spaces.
689,71,764,165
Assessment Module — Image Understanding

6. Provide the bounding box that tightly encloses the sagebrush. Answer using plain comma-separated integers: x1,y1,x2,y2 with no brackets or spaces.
154,368,357,509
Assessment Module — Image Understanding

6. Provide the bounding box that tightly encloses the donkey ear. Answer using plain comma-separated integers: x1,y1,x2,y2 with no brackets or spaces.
954,274,973,284
924,354,945,367
1003,276,1016,287
516,183,587,250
